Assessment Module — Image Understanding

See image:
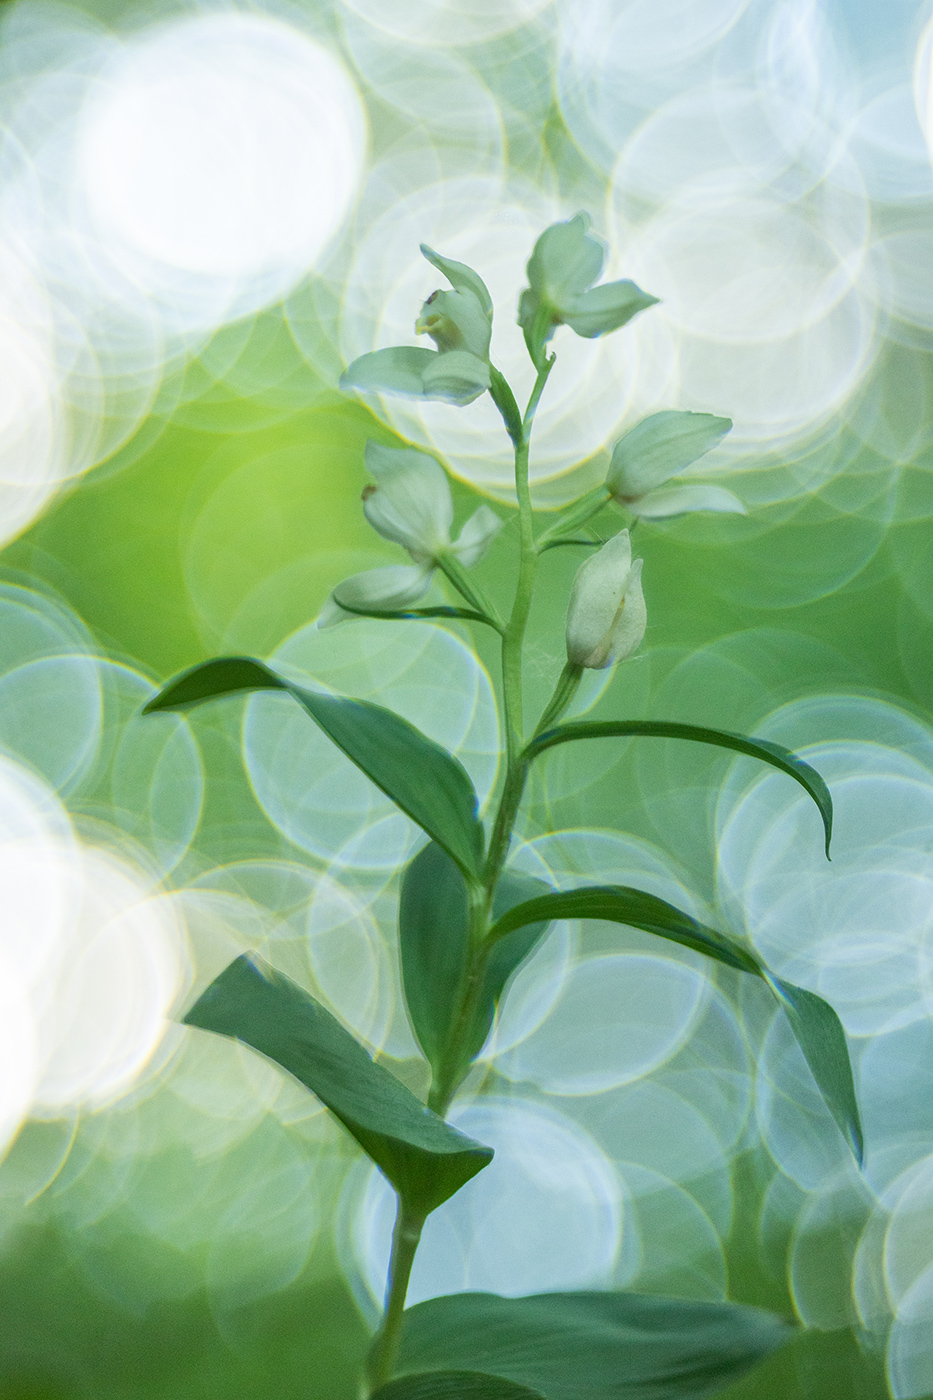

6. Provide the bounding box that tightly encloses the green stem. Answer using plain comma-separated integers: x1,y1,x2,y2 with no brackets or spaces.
535,484,612,549
532,662,584,740
436,552,504,632
486,355,554,878
366,1199,426,1396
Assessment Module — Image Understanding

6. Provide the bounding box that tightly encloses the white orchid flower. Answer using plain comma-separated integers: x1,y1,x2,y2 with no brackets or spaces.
320,442,502,626
565,528,647,670
362,442,502,566
605,411,745,519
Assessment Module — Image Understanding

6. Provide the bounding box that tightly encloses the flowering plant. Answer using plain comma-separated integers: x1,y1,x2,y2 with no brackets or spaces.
144,216,861,1400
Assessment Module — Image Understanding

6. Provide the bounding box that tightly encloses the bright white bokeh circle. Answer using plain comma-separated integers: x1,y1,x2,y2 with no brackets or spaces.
77,12,366,314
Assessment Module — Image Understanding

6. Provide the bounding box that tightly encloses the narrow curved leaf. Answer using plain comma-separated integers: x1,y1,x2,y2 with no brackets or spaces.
184,955,492,1217
372,1372,545,1400
525,719,832,858
395,1291,793,1400
400,843,551,1077
486,882,862,1163
143,657,485,879
769,975,864,1164
332,601,498,629
487,885,761,976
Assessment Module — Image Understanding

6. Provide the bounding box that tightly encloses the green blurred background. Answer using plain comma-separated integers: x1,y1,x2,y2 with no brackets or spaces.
2,0,933,1396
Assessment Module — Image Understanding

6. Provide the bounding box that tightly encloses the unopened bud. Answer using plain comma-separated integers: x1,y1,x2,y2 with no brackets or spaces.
565,529,647,670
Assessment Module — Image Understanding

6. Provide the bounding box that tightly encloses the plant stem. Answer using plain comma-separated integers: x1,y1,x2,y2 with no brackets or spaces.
366,1199,426,1396
436,552,504,632
532,662,583,740
535,484,612,549
490,356,554,859
368,358,560,1396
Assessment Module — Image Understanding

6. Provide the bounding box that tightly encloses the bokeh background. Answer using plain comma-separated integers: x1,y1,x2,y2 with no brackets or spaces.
1,0,933,1396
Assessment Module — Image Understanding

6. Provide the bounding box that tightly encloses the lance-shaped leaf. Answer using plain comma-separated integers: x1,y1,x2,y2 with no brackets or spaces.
488,884,862,1161
768,975,864,1163
184,955,493,1217
143,657,485,879
393,1291,793,1400
400,843,551,1077
487,885,761,976
373,1373,545,1400
525,719,832,858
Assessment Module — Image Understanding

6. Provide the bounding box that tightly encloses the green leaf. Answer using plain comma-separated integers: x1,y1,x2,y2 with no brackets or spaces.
372,1373,545,1400
768,975,864,1164
607,410,732,498
400,842,471,1075
143,658,486,879
560,280,660,338
487,885,761,976
331,602,498,628
481,869,553,1056
486,878,862,1163
420,245,494,319
525,719,832,859
184,955,493,1217
400,844,551,1078
395,1291,793,1400
340,346,438,398
141,655,282,708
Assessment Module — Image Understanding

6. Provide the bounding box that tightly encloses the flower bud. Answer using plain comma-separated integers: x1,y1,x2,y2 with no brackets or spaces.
606,411,733,499
565,529,647,669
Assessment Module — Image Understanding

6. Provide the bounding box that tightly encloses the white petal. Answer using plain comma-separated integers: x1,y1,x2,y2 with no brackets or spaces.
565,529,633,669
362,442,454,560
317,564,433,628
604,558,647,666
633,484,747,518
451,504,503,568
606,411,732,498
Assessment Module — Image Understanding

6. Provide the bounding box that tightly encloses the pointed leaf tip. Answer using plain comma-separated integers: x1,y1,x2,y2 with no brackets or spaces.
142,656,285,713
185,954,493,1215
769,975,864,1163
525,719,833,859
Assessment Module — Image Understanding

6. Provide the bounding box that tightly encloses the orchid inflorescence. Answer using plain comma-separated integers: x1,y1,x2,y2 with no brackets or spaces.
145,214,861,1400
